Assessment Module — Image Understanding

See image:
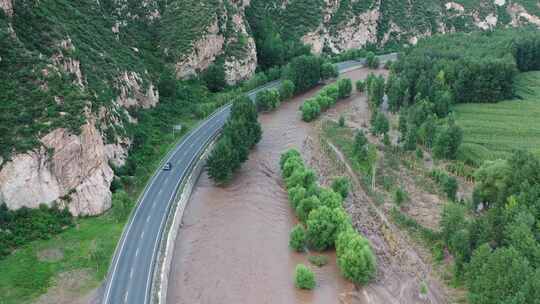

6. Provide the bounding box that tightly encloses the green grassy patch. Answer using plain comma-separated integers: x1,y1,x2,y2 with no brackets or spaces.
321,120,376,176
455,71,540,164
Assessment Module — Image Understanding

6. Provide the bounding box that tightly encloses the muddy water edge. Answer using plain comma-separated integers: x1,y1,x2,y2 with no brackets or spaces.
166,68,451,304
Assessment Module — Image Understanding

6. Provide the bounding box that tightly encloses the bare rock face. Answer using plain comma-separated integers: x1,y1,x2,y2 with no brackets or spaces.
115,71,159,109
0,0,13,17
223,10,257,84
175,0,257,84
508,3,540,27
175,21,225,79
0,120,113,216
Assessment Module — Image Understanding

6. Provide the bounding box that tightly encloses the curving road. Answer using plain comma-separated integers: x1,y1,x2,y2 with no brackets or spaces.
102,54,395,304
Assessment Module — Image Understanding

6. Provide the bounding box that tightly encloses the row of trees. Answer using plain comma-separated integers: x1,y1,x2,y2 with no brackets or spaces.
0,203,73,258
300,78,352,122
440,150,540,304
206,96,262,184
280,149,376,285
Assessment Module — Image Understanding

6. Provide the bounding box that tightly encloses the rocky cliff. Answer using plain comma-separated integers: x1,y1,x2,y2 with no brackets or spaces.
248,0,540,53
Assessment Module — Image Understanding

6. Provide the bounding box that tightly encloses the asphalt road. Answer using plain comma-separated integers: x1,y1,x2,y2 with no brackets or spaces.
102,54,395,304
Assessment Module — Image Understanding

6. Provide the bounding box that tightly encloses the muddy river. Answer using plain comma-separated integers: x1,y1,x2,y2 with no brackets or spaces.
166,67,449,304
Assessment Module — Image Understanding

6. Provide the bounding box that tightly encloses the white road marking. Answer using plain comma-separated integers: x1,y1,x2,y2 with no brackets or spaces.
140,231,144,239
130,268,134,279
124,291,129,303
135,248,140,257
146,215,151,223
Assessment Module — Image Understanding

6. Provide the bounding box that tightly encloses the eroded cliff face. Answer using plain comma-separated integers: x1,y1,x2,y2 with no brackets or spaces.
0,119,113,216
0,0,12,17
172,0,257,84
0,1,159,215
278,0,540,53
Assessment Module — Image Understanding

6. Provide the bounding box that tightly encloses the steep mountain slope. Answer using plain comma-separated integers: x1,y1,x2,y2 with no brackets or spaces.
0,0,256,215
247,0,540,53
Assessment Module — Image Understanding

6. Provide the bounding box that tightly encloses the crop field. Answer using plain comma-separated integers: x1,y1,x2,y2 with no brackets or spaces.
455,71,540,164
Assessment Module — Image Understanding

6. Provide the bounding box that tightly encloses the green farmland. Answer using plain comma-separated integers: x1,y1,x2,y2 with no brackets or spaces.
455,71,540,165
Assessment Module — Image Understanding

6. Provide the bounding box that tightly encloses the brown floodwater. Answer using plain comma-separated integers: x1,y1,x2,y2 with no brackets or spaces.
166,87,355,304
166,67,450,304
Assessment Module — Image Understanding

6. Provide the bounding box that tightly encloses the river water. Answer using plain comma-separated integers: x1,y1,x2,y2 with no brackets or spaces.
166,85,357,304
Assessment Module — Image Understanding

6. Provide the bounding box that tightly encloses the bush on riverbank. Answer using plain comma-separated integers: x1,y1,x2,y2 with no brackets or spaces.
289,224,307,252
256,88,281,111
336,230,377,284
294,264,316,290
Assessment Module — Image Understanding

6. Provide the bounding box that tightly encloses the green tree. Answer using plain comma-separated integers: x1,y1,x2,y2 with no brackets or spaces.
256,89,280,111
279,80,295,101
206,136,237,184
289,224,307,252
321,62,338,79
296,195,321,222
285,55,323,93
337,78,353,99
294,264,316,290
306,206,352,251
355,80,365,93
331,177,350,199
368,76,385,107
366,51,379,69
466,245,534,304
433,120,463,160
202,62,226,92
353,130,368,161
336,230,377,284
371,112,389,136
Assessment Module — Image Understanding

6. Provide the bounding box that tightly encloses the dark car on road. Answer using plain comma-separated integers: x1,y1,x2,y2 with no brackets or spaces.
163,162,172,171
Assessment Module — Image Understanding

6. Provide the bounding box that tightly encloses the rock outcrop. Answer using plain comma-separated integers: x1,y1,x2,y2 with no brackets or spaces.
174,0,257,84
0,119,113,216
0,0,13,17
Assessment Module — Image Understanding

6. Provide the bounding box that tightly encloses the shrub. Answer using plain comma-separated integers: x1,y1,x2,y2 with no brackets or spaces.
256,89,281,111
331,177,350,199
353,130,368,161
366,52,379,69
308,255,329,267
431,169,458,201
294,264,316,290
296,195,321,222
321,62,338,79
336,230,377,284
318,188,343,209
285,55,324,93
337,78,353,99
280,149,302,170
306,206,352,251
279,80,295,101
393,187,408,206
288,186,307,210
289,224,307,252
371,112,390,136
202,62,226,92
110,191,134,223
356,80,365,93
338,115,345,127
